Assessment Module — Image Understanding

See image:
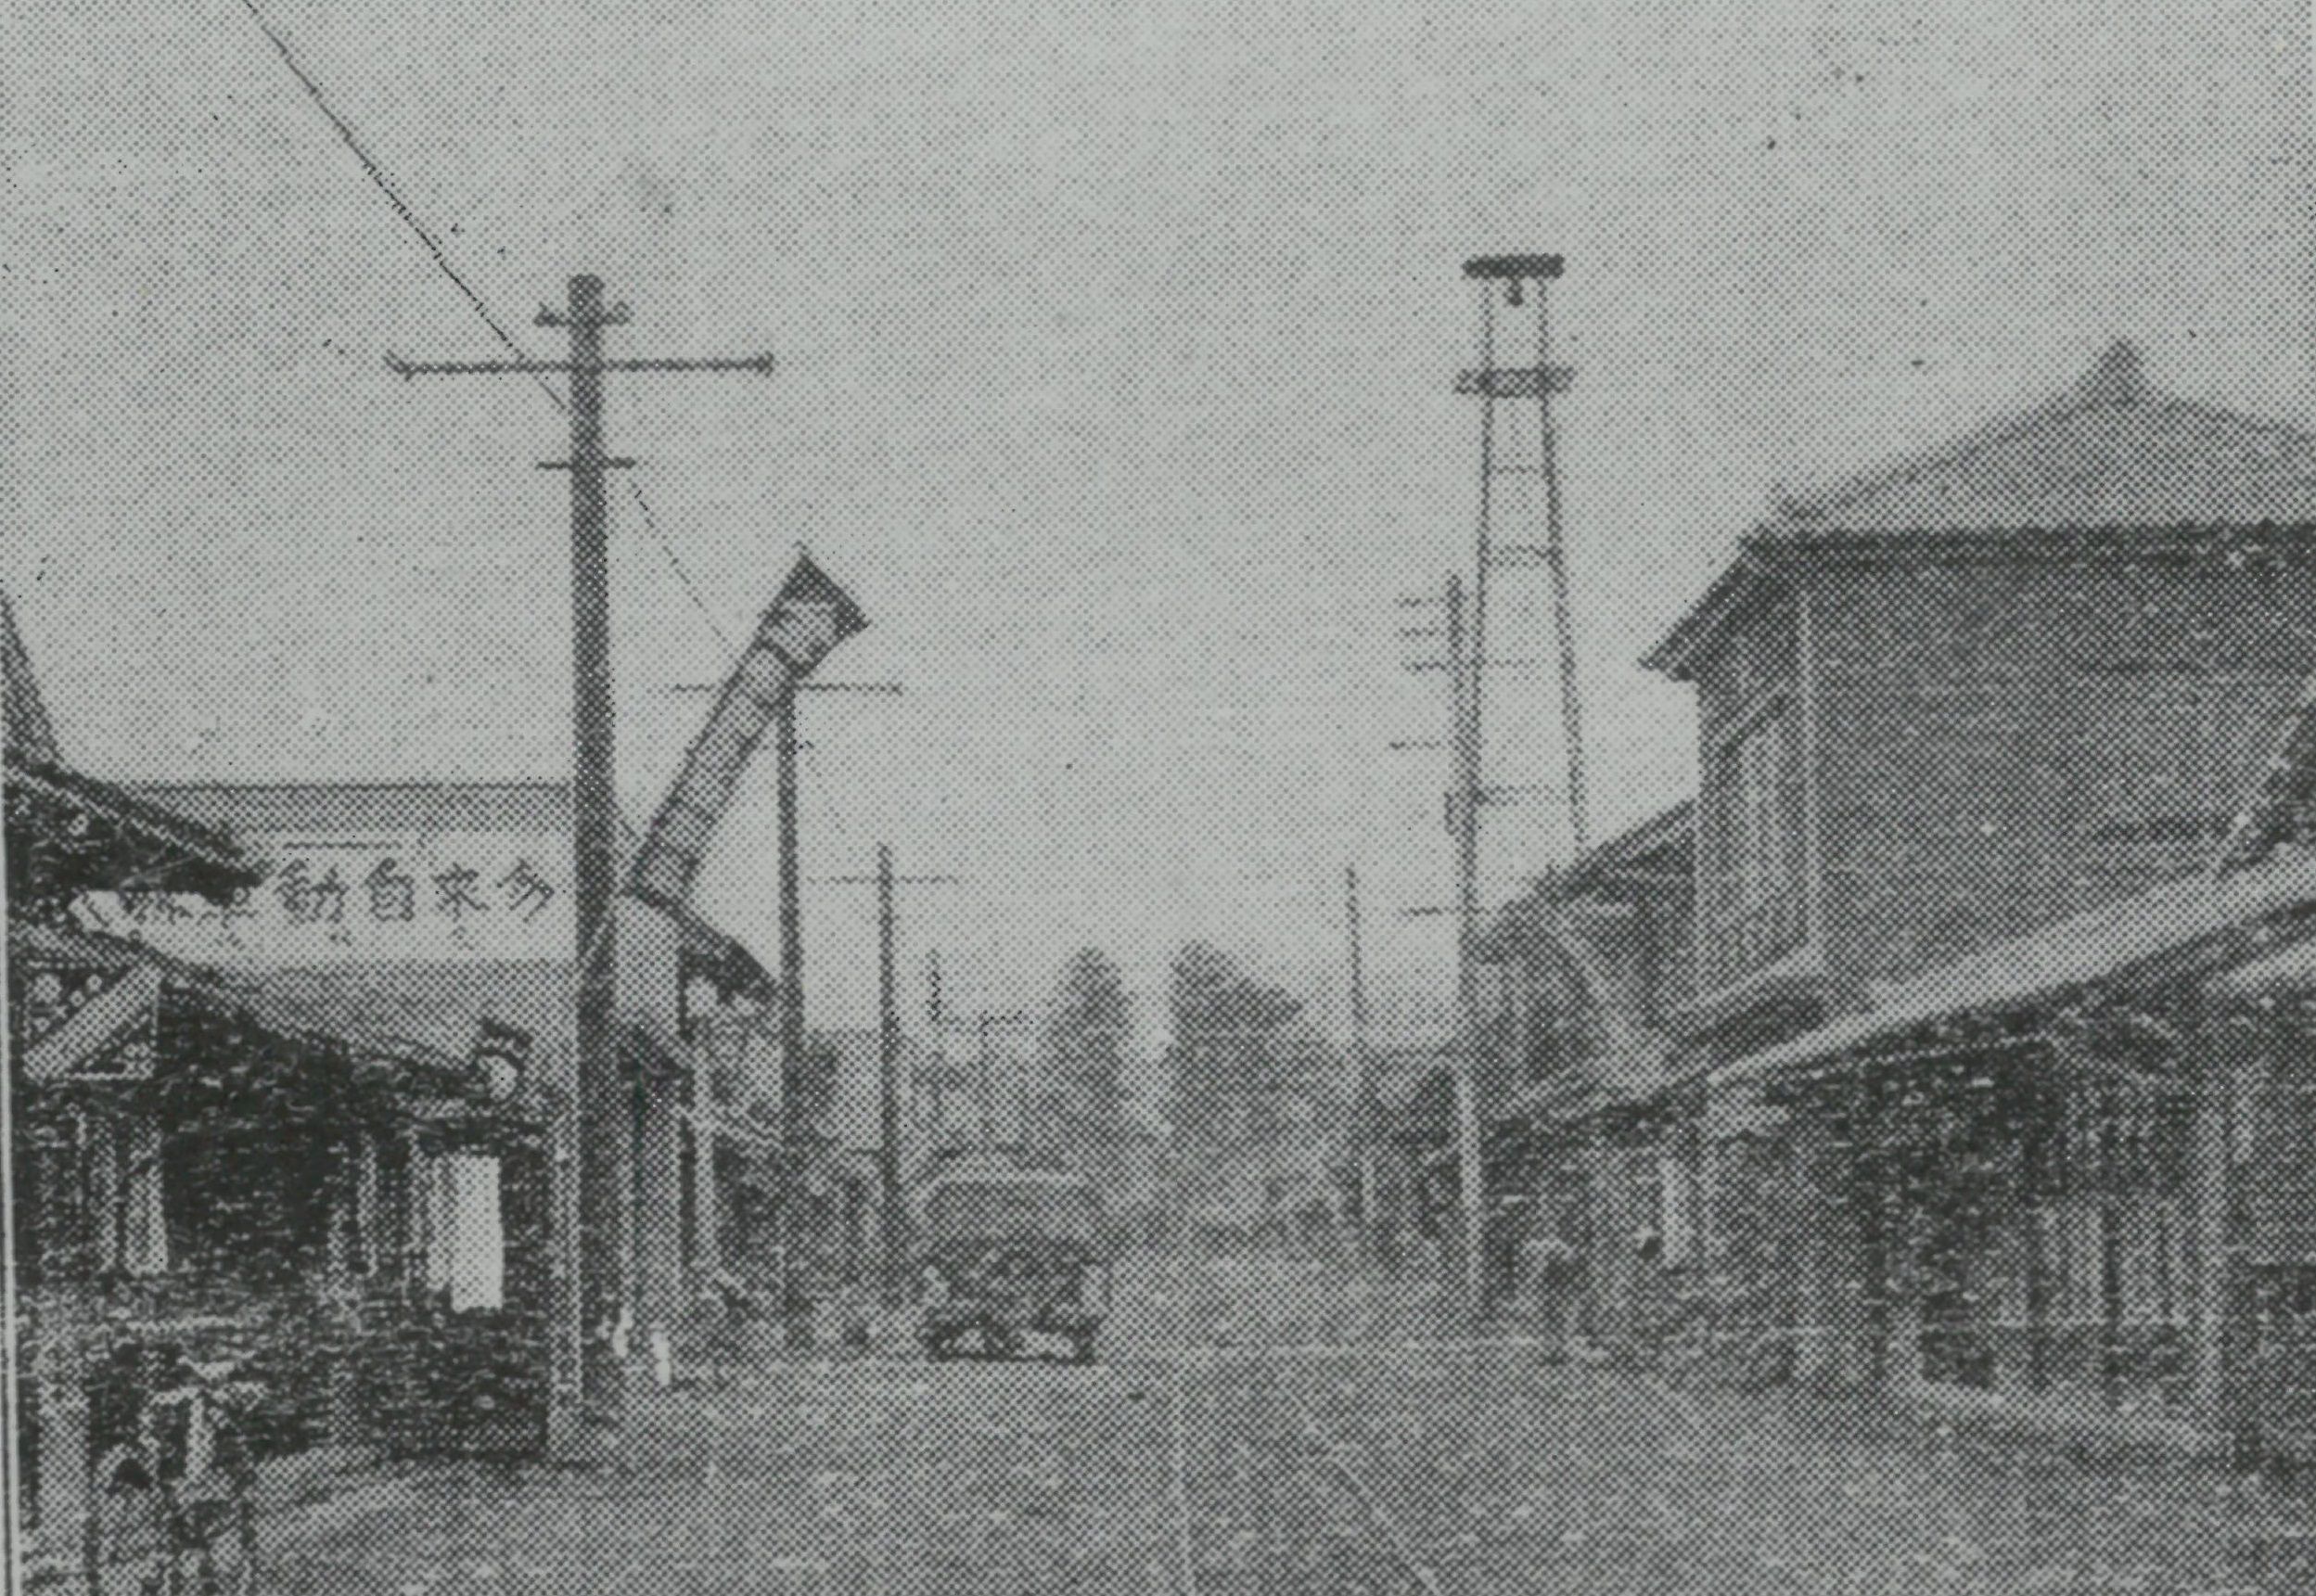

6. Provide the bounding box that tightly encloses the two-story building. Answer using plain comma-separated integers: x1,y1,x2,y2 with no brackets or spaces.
1480,342,2316,1452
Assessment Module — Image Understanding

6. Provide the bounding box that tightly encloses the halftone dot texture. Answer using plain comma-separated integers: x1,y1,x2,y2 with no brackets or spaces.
12,0,2316,1590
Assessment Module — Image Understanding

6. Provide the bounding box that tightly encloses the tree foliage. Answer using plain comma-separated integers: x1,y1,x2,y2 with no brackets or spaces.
1030,948,1132,1185
1161,942,1340,1185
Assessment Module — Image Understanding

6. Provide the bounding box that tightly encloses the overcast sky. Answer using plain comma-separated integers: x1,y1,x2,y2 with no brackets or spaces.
6,1,2310,1047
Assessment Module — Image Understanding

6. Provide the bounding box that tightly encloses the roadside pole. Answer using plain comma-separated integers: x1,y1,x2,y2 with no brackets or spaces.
877,845,903,1305
390,274,779,1425
1447,574,1488,1322
807,852,960,1309
775,687,807,1345
1345,864,1379,1265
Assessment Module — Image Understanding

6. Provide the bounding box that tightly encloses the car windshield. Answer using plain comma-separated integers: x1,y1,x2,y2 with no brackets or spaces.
925,1180,1101,1245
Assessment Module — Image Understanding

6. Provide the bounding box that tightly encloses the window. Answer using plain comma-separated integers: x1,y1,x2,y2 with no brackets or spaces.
120,1120,168,1277
340,1132,381,1275
2036,1195,2105,1326
1707,704,1807,985
424,1152,505,1311
85,1116,169,1277
2118,1196,2190,1327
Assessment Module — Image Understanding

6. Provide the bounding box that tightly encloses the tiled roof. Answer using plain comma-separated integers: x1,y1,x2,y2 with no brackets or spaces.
1646,344,2316,677
245,960,575,1063
1769,342,2316,539
1566,800,1695,890
8,758,256,898
9,920,478,1079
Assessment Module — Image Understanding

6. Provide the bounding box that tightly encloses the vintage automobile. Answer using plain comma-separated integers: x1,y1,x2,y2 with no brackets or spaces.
915,1168,1110,1363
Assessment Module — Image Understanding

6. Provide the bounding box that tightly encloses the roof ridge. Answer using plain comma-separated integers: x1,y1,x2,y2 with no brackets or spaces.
1778,342,2145,528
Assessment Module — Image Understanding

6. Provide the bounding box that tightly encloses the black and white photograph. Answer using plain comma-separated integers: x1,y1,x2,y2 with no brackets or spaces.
6,3,2316,1591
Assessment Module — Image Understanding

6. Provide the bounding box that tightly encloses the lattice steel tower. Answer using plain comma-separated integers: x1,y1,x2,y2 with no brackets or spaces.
1456,252,1589,861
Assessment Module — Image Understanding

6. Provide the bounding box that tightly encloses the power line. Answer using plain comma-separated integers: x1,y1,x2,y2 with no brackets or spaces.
237,0,527,366
238,0,737,657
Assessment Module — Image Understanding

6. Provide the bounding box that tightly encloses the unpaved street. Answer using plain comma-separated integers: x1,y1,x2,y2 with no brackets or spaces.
262,1251,2315,1595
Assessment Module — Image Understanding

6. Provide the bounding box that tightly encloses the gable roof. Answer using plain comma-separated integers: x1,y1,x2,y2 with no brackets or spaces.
8,918,474,1081
1772,342,2316,539
1646,343,2316,676
0,592,254,902
1566,799,1695,895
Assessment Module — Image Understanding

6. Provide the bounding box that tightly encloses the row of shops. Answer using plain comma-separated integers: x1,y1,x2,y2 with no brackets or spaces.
1,591,874,1552
1442,342,2316,1464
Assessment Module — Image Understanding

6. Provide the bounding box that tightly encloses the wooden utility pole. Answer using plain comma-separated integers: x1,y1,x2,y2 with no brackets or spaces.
876,845,903,1304
925,951,949,1137
1346,864,1379,1261
810,850,958,1305
726,680,897,1332
774,687,806,1340
776,688,805,1078
390,274,778,1423
1446,573,1487,1321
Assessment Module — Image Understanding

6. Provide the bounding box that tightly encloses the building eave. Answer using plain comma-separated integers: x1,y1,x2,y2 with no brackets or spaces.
6,756,259,904
1644,523,2316,683
1639,544,1778,682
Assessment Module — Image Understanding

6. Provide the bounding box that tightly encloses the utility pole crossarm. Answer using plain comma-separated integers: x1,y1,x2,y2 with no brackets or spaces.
810,875,964,887
388,353,775,379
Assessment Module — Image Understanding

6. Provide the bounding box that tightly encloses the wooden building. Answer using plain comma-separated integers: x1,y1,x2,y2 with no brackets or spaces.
1479,344,2316,1455
6,594,552,1550
104,781,783,1391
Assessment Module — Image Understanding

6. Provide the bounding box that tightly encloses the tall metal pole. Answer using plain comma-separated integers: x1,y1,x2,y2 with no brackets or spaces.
1448,573,1487,1321
876,844,905,1306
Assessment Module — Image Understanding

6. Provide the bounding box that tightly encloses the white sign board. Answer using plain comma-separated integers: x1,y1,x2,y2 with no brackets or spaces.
75,827,574,965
